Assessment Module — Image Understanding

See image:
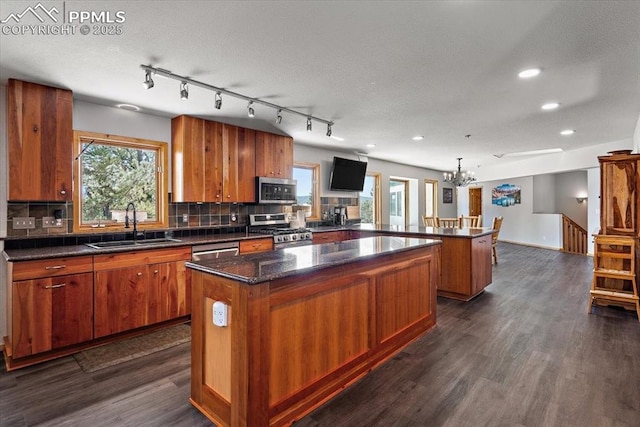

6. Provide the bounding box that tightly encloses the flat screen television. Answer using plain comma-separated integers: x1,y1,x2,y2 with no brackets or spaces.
329,156,367,192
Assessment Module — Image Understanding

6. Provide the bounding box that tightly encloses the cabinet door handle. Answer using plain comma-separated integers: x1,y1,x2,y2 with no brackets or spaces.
45,265,66,270
153,270,159,274
60,190,67,195
45,283,66,289
137,272,143,277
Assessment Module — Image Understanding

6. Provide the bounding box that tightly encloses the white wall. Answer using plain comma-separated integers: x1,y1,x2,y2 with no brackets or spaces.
532,174,556,213
587,167,601,255
481,176,562,249
555,170,588,230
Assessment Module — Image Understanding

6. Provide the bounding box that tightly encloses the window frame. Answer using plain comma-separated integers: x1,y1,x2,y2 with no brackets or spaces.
359,172,381,225
424,178,439,218
293,161,321,221
72,130,169,233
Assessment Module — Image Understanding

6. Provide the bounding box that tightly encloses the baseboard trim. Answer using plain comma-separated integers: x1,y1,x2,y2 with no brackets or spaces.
498,239,593,256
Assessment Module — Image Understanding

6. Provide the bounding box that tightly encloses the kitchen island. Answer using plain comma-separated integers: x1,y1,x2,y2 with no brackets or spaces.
349,224,494,301
187,236,441,427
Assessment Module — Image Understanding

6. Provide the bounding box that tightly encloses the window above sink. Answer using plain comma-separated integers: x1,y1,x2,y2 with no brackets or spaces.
72,131,169,233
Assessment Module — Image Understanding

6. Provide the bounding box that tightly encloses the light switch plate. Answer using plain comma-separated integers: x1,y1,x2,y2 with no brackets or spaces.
13,217,35,229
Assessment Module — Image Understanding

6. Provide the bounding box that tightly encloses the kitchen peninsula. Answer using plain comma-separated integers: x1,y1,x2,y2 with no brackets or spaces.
349,224,495,301
187,236,441,426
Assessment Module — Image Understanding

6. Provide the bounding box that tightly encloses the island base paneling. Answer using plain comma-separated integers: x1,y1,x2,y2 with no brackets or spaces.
190,244,440,427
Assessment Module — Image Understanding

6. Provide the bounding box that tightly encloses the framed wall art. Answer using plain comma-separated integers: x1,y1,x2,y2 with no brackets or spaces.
492,184,521,207
443,187,453,204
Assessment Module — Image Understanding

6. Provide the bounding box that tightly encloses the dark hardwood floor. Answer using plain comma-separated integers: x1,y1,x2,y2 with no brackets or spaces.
2,243,639,426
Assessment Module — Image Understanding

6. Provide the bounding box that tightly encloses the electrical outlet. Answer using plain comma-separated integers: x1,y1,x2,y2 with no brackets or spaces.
212,301,228,327
13,217,35,229
43,216,63,228
182,214,189,223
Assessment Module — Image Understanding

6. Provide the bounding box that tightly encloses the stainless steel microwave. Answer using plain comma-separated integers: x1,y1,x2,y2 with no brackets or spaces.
256,177,297,204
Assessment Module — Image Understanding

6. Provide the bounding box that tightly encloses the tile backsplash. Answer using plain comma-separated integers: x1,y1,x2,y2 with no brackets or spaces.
6,201,283,237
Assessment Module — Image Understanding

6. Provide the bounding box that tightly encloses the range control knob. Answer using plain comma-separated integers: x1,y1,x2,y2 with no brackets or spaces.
291,234,298,241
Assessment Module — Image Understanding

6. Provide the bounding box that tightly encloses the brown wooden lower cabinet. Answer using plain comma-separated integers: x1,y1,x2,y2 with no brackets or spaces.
11,272,93,358
437,234,492,300
189,243,439,426
93,247,191,338
359,230,493,301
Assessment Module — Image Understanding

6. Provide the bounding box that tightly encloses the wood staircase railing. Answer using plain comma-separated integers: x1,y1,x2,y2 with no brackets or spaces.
562,214,587,254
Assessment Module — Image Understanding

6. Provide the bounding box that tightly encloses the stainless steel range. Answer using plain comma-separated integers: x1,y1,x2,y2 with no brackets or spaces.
249,213,313,248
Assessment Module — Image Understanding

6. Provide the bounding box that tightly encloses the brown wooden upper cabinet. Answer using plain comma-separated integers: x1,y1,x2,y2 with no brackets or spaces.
599,152,640,237
255,131,293,179
7,79,73,201
171,115,256,203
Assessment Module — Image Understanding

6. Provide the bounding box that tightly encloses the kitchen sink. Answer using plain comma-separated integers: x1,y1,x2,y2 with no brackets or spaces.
86,238,182,249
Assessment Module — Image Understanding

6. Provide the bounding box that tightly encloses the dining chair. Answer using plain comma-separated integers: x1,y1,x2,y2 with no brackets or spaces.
491,216,503,264
422,216,437,227
437,217,459,228
459,214,482,228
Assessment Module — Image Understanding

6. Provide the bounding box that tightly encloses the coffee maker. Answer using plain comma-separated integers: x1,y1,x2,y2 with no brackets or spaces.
334,206,347,226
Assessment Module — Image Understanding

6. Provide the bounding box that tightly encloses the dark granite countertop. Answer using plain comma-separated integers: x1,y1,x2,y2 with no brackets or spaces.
2,233,270,262
186,235,441,284
310,224,493,238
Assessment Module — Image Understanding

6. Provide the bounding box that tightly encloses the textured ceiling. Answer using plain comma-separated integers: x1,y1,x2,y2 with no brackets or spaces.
1,1,639,174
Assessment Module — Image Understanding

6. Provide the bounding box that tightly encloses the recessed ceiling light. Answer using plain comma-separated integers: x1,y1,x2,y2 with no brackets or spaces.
541,102,560,110
412,136,424,141
560,129,576,136
518,68,541,79
116,103,140,111
366,144,376,148
330,135,345,142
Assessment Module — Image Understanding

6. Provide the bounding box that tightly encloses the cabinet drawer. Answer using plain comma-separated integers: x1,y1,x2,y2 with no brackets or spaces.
12,256,93,281
93,247,191,271
240,238,273,253
313,231,350,243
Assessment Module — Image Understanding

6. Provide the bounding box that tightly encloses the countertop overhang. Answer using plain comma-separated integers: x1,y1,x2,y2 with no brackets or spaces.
187,235,441,284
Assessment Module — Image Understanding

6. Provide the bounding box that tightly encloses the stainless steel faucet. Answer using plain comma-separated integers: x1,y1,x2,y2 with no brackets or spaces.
124,202,138,241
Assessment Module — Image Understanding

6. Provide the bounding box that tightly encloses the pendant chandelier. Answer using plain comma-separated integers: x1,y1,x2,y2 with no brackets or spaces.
443,158,476,187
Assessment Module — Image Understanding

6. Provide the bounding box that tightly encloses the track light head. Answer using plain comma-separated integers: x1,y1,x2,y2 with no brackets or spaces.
275,109,283,124
180,82,188,100
247,101,255,118
143,71,154,89
326,123,332,137
214,92,222,110
307,117,312,132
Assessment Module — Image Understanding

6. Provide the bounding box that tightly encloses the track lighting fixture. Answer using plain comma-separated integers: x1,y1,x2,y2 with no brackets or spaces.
180,82,188,100
143,70,154,89
140,64,335,136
